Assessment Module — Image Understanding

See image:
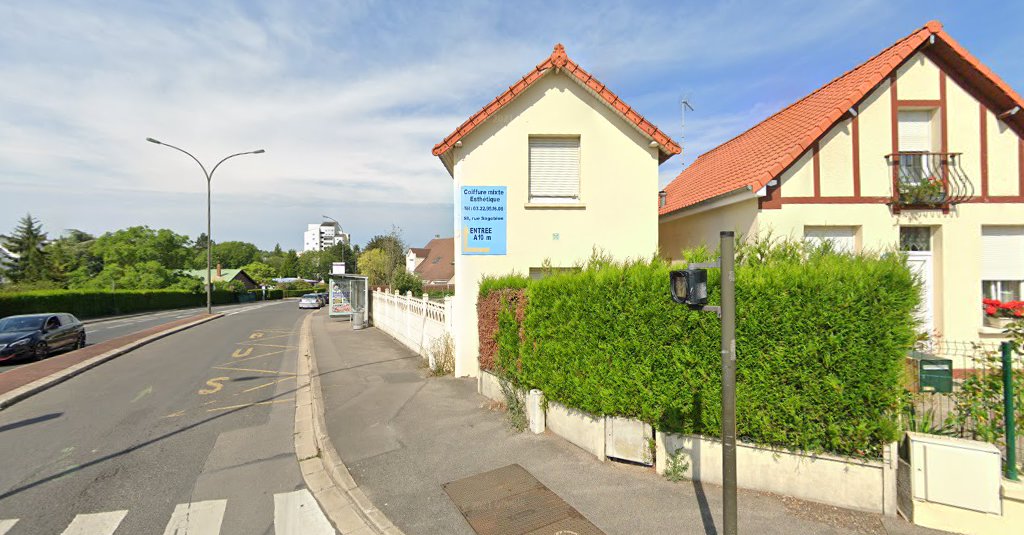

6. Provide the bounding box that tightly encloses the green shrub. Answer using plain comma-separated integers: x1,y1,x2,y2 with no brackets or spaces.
485,242,918,458
479,273,529,298
0,289,240,319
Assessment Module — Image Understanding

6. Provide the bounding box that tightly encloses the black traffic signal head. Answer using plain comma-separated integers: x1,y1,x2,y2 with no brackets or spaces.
670,269,708,306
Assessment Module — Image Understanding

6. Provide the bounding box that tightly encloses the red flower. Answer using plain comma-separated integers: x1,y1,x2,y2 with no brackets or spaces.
986,305,998,316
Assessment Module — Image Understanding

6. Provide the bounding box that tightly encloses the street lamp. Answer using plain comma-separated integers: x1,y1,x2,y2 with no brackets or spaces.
147,137,265,314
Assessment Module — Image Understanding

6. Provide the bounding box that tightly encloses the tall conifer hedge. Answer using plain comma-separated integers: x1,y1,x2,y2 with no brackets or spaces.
482,243,918,458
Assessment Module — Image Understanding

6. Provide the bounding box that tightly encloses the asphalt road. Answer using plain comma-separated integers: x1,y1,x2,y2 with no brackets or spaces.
0,301,286,375
0,300,334,534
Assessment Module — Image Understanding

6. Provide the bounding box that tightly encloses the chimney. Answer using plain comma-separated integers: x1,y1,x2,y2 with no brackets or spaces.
216,263,222,278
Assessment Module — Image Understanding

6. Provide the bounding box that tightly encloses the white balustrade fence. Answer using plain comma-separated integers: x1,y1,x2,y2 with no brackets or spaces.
370,289,454,361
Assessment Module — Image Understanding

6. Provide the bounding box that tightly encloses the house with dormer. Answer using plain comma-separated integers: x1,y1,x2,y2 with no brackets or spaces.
659,21,1024,345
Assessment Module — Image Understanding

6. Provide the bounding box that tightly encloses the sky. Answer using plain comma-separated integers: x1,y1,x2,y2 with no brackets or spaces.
2,1,1022,252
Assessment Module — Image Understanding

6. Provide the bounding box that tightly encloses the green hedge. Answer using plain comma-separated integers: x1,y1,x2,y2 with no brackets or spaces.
486,246,918,458
248,289,284,301
0,289,241,319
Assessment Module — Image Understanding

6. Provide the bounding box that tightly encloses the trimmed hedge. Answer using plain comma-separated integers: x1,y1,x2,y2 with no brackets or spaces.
248,289,284,301
0,289,244,319
483,246,918,458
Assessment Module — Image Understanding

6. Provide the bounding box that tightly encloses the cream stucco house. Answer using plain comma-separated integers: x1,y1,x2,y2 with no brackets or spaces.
659,21,1024,346
434,44,681,376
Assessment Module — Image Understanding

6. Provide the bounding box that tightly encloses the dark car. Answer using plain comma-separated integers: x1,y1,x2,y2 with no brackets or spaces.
0,313,86,363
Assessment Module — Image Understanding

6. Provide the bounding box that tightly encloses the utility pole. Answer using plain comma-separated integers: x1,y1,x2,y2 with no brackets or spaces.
670,230,738,535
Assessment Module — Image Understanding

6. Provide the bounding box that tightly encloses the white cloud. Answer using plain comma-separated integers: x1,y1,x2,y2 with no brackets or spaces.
0,0,946,250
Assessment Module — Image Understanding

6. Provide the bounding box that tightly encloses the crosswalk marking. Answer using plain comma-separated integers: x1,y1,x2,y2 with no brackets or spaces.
162,499,227,535
1,492,335,535
0,519,18,535
274,490,335,534
60,510,127,535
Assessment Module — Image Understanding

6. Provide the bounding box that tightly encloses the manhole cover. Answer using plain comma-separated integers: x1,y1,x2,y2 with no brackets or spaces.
443,464,605,535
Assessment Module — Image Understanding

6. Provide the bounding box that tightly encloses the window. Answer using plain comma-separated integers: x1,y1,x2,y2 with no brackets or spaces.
529,137,580,203
982,226,1024,302
900,227,931,251
804,226,857,253
898,110,936,185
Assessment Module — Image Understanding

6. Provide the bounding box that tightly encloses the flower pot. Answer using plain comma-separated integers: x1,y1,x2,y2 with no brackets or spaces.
984,316,1014,329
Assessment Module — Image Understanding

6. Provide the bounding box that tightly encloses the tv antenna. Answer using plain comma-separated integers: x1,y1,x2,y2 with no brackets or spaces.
680,95,694,165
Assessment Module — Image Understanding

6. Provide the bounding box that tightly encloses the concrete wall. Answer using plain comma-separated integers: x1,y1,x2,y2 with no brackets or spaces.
660,51,1024,345
451,72,663,376
910,480,1024,535
658,197,759,263
656,432,898,514
545,401,606,460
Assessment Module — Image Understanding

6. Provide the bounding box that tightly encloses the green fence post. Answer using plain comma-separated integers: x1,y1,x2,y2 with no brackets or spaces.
1003,341,1019,481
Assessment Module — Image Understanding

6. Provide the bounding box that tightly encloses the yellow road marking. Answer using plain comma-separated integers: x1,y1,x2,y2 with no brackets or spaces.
240,332,293,342
249,332,265,339
231,347,254,358
205,398,293,412
217,349,286,367
162,410,186,419
241,377,295,393
212,366,296,376
234,342,296,349
253,329,294,333
198,377,229,395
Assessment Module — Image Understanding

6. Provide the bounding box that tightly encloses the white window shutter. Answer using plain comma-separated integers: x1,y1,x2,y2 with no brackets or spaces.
804,226,857,253
898,110,932,152
982,227,1024,280
529,138,579,198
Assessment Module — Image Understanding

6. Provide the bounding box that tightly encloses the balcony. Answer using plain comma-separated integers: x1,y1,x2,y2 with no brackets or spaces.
886,152,975,210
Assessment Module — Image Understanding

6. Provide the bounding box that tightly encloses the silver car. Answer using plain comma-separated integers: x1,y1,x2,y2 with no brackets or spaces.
298,294,321,309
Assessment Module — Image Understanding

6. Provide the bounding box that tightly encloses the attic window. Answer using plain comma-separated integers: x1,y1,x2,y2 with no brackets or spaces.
529,137,580,203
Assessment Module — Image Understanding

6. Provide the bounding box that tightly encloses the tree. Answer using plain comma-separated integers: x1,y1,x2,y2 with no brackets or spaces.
362,227,406,287
278,250,299,278
2,213,50,283
242,261,278,286
46,229,99,285
206,241,261,268
92,226,192,269
357,248,391,287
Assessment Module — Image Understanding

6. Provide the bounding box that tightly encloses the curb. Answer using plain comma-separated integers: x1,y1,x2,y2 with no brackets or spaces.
0,314,223,410
294,313,404,535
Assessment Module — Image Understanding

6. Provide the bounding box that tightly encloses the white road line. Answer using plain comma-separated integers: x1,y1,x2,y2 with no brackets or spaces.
0,519,18,535
273,490,335,535
60,510,128,535
162,500,226,535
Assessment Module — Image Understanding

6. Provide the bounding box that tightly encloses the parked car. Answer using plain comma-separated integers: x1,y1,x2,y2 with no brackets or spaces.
298,294,321,309
0,313,86,363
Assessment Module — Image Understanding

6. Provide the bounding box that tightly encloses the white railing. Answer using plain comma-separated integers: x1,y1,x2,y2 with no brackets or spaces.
370,288,453,360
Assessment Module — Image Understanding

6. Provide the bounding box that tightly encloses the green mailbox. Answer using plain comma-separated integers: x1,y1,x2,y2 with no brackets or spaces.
909,351,953,393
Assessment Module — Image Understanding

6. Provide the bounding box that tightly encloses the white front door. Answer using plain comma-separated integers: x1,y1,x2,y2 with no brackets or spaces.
901,227,935,335
906,251,934,334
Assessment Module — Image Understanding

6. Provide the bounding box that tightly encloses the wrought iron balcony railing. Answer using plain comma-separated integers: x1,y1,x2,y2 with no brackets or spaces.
885,152,975,209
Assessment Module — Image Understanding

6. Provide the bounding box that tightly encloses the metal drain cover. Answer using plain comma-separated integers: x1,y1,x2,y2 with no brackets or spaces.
443,464,605,535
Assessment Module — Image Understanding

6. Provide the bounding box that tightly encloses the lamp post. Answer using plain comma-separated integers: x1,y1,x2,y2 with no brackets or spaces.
146,138,265,314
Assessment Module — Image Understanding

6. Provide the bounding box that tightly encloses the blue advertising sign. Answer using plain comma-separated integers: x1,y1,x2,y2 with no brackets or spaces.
460,186,507,255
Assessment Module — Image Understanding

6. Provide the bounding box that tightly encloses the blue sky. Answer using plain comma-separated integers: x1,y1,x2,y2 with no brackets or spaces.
2,1,1022,251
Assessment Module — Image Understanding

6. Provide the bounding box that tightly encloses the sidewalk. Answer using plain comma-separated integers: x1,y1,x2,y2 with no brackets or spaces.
311,315,945,535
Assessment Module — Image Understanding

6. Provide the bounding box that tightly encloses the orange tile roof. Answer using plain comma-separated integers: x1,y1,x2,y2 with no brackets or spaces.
433,44,681,165
660,20,1024,215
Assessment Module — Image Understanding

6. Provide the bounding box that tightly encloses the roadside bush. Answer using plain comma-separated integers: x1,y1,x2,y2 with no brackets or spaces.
0,289,240,319
482,240,918,458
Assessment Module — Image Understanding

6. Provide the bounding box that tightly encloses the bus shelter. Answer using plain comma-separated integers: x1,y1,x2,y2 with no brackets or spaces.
327,274,368,320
